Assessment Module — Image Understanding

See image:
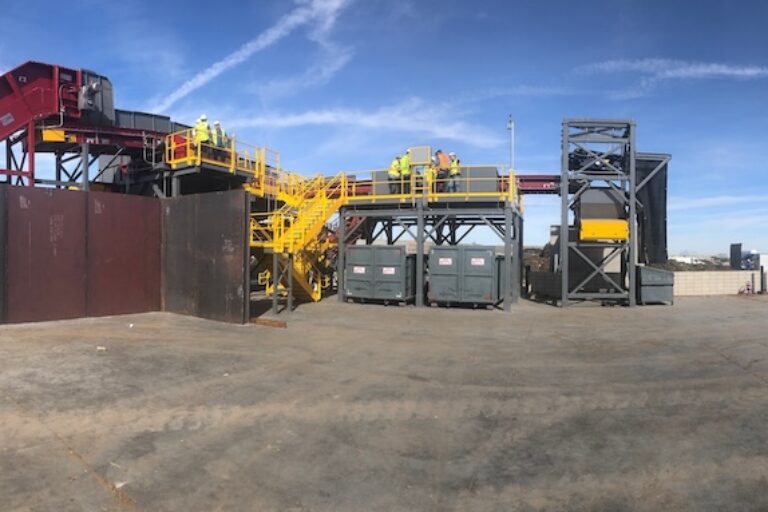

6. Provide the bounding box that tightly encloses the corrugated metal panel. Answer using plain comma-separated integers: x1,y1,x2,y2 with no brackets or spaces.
6,187,87,323
162,190,249,324
87,192,161,317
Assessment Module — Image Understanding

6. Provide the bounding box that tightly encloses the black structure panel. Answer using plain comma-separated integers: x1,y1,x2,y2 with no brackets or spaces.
87,192,161,317
636,155,669,264
6,187,88,323
162,190,249,324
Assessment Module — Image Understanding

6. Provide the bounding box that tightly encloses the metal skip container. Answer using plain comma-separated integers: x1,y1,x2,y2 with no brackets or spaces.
428,246,502,306
636,266,674,305
345,245,416,303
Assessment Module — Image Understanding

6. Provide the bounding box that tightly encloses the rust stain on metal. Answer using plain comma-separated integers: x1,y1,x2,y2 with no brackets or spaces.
87,192,161,317
6,187,87,323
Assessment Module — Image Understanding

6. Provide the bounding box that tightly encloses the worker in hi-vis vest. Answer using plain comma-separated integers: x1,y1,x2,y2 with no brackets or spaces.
194,114,211,145
399,149,411,194
211,121,227,148
388,156,401,194
435,149,450,192
447,152,461,193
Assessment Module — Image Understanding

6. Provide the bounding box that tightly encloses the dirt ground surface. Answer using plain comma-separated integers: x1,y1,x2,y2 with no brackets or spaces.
2,296,768,511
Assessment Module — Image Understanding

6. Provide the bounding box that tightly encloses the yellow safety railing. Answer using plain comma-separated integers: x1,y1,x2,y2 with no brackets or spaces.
342,165,519,206
165,128,262,178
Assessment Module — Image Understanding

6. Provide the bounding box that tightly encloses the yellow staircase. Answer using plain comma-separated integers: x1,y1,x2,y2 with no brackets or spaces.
251,173,347,302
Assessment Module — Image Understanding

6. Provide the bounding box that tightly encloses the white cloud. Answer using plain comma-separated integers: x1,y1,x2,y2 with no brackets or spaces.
455,84,581,105
226,98,504,148
579,58,768,99
252,40,352,101
582,58,768,79
669,194,768,211
151,0,352,113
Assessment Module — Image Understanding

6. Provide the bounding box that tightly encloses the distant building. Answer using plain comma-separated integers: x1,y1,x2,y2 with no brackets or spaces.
670,255,705,265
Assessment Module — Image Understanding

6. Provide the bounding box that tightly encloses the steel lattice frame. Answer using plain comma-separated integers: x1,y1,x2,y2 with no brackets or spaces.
560,119,636,306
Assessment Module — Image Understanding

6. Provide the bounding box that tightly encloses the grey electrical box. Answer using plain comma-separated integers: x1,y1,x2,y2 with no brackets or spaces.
79,70,115,126
345,246,416,302
428,246,503,305
636,266,674,305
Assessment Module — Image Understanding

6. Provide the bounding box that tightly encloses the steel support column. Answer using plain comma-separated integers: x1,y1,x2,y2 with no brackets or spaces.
80,142,89,191
337,208,346,302
560,122,570,306
415,205,425,307
272,251,279,315
511,208,521,304
504,205,514,311
287,253,294,313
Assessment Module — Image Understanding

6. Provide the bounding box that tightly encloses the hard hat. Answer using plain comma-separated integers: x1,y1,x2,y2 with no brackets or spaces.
449,152,456,157
214,120,221,125
200,114,207,120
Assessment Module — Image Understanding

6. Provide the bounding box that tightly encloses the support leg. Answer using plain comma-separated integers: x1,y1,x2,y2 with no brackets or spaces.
272,252,279,315
504,206,514,311
415,208,424,307
287,253,294,313
337,210,346,302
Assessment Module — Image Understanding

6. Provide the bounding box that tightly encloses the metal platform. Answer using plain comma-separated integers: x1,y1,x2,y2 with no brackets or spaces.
337,201,523,312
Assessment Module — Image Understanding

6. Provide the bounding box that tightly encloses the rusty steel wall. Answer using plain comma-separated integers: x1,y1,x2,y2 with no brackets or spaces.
162,190,249,324
6,187,88,323
87,192,161,317
0,186,7,323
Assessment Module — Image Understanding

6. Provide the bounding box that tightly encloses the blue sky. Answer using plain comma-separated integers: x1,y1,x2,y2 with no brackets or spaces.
2,0,767,254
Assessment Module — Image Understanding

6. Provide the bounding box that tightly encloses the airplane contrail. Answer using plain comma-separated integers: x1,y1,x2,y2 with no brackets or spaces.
153,0,349,113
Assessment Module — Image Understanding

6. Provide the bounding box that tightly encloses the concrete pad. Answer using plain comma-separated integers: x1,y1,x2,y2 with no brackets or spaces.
1,296,768,510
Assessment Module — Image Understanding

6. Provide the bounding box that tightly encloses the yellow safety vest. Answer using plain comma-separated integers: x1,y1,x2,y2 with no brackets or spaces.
400,154,411,176
450,159,461,176
424,165,435,183
195,121,210,143
388,158,400,178
437,152,450,170
212,126,226,146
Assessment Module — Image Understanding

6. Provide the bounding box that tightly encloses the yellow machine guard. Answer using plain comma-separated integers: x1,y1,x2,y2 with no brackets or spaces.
580,219,629,241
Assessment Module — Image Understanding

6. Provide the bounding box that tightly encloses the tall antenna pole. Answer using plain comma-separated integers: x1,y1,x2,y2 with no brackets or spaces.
507,114,515,170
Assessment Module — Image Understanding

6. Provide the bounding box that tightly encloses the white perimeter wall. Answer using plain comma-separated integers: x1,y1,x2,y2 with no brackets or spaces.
674,270,765,296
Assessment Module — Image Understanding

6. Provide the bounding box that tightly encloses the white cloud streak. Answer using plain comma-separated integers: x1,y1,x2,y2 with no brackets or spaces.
227,98,504,148
579,58,768,99
669,194,768,211
582,58,768,79
252,40,352,101
151,0,351,113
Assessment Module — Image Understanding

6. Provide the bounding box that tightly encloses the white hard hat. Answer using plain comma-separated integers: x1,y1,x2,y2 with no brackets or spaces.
214,120,221,125
449,152,456,157
200,114,207,120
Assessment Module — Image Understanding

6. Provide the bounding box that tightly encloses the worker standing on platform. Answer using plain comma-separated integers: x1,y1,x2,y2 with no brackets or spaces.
435,149,450,192
447,152,461,193
194,114,211,146
400,149,411,194
388,155,401,194
212,121,226,148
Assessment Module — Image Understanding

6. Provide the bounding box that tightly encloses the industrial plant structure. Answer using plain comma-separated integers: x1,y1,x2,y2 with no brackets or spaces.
0,61,671,324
